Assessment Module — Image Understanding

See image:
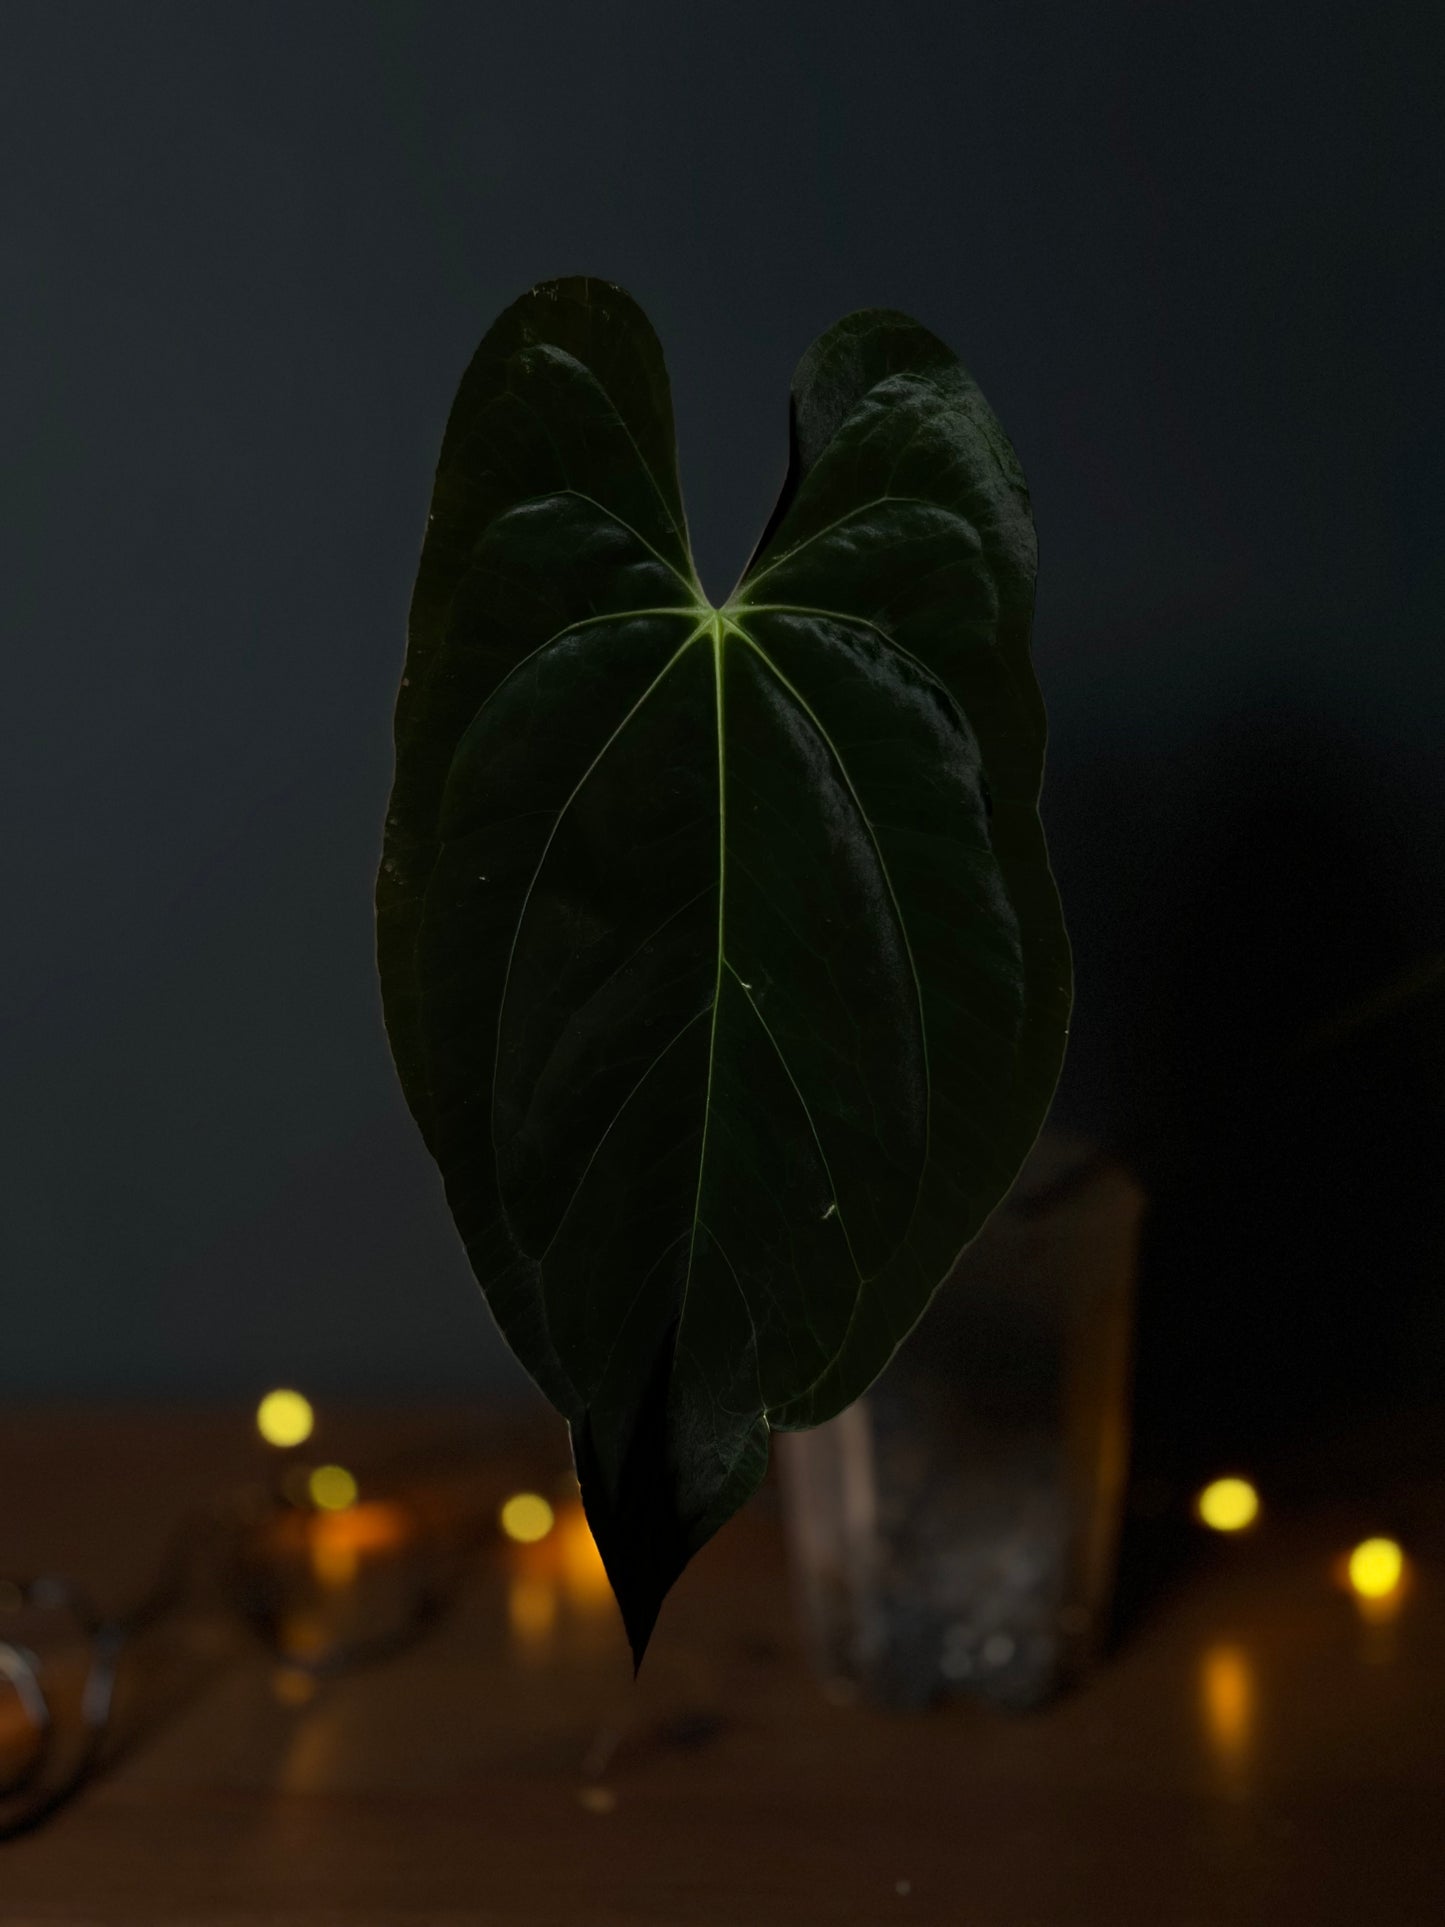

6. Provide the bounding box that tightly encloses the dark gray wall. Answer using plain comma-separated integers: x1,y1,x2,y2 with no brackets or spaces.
4,3,1442,1465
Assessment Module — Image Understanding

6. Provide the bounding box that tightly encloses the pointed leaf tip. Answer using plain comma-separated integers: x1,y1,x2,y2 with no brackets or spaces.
570,1405,692,1671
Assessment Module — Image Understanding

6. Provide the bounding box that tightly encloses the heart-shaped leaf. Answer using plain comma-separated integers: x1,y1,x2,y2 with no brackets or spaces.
378,278,1071,1662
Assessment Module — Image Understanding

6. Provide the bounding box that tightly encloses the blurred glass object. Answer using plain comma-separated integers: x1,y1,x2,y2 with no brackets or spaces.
228,1492,447,1674
0,1451,488,1838
0,1575,125,1837
778,1133,1144,1709
0,1642,49,1794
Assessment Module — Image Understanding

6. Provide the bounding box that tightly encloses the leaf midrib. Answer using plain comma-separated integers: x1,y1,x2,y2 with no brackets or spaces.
676,612,729,1348
486,588,935,1407
671,604,930,1392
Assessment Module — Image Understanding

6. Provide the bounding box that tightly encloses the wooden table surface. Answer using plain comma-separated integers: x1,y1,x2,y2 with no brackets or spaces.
0,1406,1440,1926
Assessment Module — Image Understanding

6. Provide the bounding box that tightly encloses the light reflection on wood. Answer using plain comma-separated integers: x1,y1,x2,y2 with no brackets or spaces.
277,1611,333,1663
504,1499,614,1657
1200,1642,1253,1773
507,1574,558,1655
276,1699,341,1794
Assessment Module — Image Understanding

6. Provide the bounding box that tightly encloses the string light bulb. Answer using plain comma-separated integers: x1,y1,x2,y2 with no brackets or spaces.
1347,1537,1404,1601
499,1492,555,1544
1195,1477,1260,1533
256,1389,315,1449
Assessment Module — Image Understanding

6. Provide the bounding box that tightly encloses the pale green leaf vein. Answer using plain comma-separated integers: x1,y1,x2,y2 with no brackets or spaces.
675,615,728,1350
721,615,931,1220
724,960,865,1287
491,616,713,1204
737,494,978,596
538,1002,711,1261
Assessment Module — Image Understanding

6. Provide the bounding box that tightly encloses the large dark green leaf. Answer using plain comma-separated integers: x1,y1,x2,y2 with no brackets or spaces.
377,278,1071,1662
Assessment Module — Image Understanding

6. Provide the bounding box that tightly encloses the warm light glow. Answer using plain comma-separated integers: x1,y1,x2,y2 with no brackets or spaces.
1348,1537,1404,1600
1200,1642,1253,1767
499,1491,556,1544
0,1667,44,1779
277,1613,331,1662
307,1464,359,1512
256,1389,315,1449
507,1574,559,1646
1196,1476,1260,1532
315,1499,410,1552
309,1536,358,1589
308,1499,412,1588
556,1499,612,1608
271,1665,318,1706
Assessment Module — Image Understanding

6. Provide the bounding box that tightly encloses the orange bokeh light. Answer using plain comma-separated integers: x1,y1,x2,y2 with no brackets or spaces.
555,1500,612,1609
307,1499,413,1589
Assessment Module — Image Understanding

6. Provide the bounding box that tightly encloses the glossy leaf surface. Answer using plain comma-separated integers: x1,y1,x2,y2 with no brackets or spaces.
377,279,1071,1660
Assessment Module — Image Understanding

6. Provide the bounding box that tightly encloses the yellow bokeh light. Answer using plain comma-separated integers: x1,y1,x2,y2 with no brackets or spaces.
307,1464,359,1512
1196,1476,1260,1532
256,1389,315,1449
499,1492,555,1544
1348,1537,1404,1600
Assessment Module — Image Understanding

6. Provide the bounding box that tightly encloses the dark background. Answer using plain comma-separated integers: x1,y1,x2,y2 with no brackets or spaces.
4,2,1442,1487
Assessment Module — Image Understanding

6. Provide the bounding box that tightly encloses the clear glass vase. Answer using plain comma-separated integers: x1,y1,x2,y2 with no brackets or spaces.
777,1133,1144,1711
